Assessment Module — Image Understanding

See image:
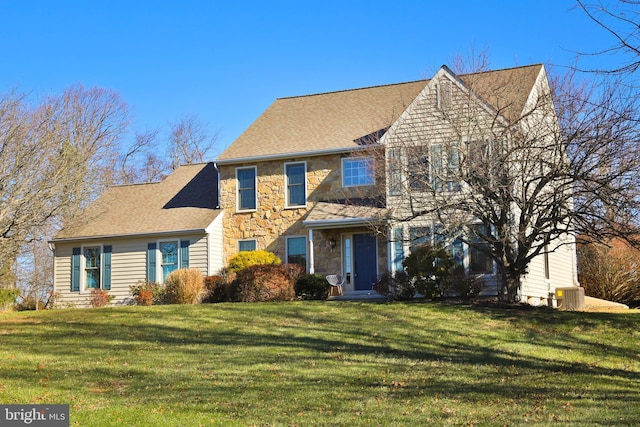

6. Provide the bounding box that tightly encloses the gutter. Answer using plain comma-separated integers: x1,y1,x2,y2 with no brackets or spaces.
216,145,371,165
49,228,208,245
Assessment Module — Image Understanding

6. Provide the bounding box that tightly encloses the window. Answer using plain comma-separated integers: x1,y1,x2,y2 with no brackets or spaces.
236,167,257,211
342,157,374,187
431,144,460,192
388,148,402,196
392,228,405,272
286,236,307,270
469,225,493,274
238,239,257,252
409,227,430,252
407,146,429,191
84,247,101,289
285,162,306,207
160,241,179,282
71,245,111,292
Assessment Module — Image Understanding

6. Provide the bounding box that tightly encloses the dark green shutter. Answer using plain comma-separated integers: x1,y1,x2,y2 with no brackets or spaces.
102,245,112,290
147,243,157,282
71,247,81,292
180,240,190,268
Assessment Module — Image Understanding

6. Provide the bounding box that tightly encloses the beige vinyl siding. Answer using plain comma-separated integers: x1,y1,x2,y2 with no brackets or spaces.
53,233,210,308
520,234,577,304
207,213,224,275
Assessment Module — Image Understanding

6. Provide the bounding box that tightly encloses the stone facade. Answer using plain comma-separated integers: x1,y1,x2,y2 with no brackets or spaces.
219,153,386,277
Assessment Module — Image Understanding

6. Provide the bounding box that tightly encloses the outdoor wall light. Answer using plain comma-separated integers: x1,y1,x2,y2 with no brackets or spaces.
328,238,337,249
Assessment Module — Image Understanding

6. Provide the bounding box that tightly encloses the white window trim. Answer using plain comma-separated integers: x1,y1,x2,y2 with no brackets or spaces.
238,238,257,252
284,161,307,209
80,244,103,293
236,166,258,212
285,235,308,272
342,156,375,188
157,239,181,284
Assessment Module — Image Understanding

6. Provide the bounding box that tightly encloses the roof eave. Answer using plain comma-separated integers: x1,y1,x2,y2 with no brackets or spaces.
216,145,372,165
303,217,379,230
50,228,209,244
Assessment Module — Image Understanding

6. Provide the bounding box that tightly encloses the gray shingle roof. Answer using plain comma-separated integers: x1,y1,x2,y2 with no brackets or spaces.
218,64,543,162
53,163,220,241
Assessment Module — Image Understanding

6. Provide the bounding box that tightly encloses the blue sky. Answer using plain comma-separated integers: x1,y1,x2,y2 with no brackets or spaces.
0,1,625,156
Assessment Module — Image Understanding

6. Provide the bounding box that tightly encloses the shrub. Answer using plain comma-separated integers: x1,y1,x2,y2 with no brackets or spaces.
443,273,484,302
295,273,330,300
228,264,295,302
165,268,205,304
203,275,227,303
373,271,415,300
403,244,455,299
130,281,165,306
578,239,640,307
228,250,281,273
0,288,19,311
88,289,114,308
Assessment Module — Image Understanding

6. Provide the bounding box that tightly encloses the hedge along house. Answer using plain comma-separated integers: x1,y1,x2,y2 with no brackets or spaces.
216,64,578,302
51,163,223,307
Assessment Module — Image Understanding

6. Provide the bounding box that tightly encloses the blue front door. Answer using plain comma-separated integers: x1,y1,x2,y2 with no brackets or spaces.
353,234,377,290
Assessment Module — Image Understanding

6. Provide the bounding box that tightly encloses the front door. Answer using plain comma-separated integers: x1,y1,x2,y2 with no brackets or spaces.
353,234,377,290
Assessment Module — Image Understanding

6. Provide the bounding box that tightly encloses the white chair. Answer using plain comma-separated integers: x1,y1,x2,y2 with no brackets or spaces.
326,274,345,296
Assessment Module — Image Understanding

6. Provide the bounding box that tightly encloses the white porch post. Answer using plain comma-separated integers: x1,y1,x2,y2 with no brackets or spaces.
308,229,315,274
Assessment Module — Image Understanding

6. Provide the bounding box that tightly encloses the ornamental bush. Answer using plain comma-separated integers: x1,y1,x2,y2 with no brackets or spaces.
164,268,205,305
227,250,281,273
130,280,165,306
88,289,114,308
402,244,455,299
295,273,330,300
373,271,415,300
228,264,295,302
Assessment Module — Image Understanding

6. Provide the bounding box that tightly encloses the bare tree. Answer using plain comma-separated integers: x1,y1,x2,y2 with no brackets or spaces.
361,60,640,301
118,129,167,184
168,114,218,170
575,0,640,74
0,85,128,291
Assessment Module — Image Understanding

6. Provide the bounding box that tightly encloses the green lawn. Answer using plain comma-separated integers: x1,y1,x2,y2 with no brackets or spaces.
0,302,638,426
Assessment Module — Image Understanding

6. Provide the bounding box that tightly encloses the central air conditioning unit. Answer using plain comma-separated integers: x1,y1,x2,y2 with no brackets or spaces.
556,287,585,311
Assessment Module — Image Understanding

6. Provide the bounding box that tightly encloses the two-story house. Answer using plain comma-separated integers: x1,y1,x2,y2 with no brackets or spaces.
52,63,578,306
216,63,578,302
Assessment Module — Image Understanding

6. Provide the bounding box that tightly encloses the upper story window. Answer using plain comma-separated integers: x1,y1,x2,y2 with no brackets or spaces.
431,144,461,192
342,157,374,187
285,162,307,207
388,148,402,196
236,166,257,211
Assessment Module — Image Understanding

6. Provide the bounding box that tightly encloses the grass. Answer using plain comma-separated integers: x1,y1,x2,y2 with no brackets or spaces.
0,302,639,426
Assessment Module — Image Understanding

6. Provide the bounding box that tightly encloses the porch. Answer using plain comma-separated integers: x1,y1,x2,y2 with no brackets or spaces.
303,201,391,294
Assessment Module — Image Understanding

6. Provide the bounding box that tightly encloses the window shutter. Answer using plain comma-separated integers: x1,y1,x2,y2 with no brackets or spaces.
147,243,157,282
102,245,112,290
180,240,190,268
71,247,81,292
